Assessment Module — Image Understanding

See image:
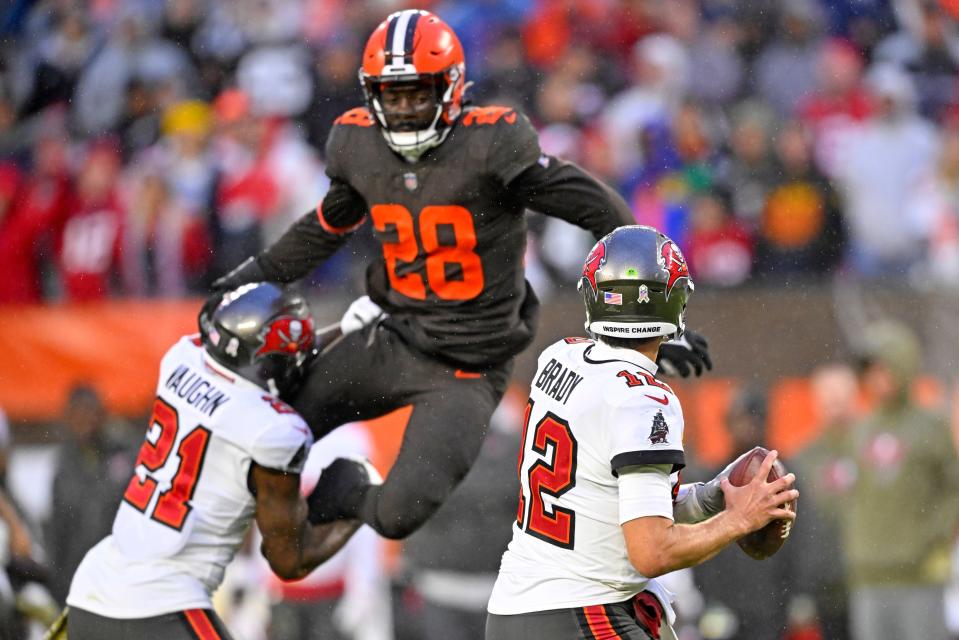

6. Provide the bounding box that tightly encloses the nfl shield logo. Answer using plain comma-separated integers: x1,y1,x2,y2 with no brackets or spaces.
638,284,650,303
404,172,418,191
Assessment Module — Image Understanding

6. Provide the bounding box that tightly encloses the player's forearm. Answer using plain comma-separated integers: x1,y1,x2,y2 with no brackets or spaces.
625,512,748,578
514,159,634,238
300,519,362,570
262,517,358,581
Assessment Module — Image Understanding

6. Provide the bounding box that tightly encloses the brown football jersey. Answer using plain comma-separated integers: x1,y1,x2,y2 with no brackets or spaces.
325,105,542,367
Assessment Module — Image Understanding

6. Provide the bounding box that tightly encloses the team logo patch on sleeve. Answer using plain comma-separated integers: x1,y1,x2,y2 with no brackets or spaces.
648,410,669,445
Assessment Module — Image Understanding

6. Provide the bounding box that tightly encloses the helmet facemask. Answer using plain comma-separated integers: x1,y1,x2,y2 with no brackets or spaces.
360,65,464,161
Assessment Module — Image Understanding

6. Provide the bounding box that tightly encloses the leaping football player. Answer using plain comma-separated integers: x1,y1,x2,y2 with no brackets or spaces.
213,9,712,541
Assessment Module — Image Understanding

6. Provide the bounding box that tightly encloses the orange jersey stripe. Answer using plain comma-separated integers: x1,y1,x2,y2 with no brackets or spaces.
316,203,366,235
583,605,621,640
184,609,221,640
454,369,482,379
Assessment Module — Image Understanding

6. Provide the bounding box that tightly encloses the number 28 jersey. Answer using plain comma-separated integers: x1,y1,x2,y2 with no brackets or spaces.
67,336,312,619
488,339,685,618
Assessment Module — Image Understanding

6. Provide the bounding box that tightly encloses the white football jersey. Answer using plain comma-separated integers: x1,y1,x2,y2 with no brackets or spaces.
67,335,313,619
488,338,684,619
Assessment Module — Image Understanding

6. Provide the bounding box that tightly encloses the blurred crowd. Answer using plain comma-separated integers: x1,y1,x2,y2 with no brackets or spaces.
4,0,959,304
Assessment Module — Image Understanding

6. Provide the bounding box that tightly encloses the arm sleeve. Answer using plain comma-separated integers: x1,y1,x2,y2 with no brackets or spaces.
510,157,635,239
607,396,686,476
617,464,674,524
250,415,313,474
257,179,367,283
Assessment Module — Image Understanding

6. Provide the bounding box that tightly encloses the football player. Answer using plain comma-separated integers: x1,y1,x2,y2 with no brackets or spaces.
213,9,711,540
486,226,797,639
62,284,379,639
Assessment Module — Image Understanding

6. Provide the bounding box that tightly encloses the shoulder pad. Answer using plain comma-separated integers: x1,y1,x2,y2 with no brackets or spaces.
461,105,519,127
334,107,374,127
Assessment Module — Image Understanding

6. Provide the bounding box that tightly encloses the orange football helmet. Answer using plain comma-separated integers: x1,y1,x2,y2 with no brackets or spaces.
359,9,466,159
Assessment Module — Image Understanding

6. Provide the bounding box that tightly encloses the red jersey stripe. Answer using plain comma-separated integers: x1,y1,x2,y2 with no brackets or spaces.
184,609,222,640
583,605,622,640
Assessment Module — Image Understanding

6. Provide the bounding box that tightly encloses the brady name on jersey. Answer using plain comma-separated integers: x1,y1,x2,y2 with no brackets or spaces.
489,336,684,623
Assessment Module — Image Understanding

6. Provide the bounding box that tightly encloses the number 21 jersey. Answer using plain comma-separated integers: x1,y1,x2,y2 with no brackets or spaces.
67,336,312,619
488,338,685,618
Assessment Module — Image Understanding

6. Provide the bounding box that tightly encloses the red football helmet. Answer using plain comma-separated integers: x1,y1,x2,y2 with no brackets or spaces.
359,9,466,159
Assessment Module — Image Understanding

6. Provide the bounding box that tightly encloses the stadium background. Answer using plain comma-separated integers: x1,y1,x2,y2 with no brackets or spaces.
2,0,959,638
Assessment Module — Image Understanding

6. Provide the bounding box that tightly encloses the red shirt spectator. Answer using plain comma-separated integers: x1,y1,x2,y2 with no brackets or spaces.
58,144,126,302
684,189,754,287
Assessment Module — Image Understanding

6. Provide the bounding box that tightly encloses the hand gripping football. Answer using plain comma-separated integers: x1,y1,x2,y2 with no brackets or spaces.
727,446,797,560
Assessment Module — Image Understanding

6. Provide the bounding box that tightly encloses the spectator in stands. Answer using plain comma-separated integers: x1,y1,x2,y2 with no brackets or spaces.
121,170,209,297
692,389,796,640
719,100,780,226
209,89,280,280
45,386,134,605
791,363,861,640
910,120,959,287
72,10,197,137
662,0,744,107
602,33,690,181
830,63,939,277
56,140,126,301
875,0,959,120
754,120,845,279
841,320,959,640
302,38,366,150
755,0,826,116
0,136,71,304
684,187,753,287
797,38,873,173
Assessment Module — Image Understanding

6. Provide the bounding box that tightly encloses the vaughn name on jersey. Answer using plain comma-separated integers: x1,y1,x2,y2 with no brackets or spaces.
67,335,312,619
488,337,685,625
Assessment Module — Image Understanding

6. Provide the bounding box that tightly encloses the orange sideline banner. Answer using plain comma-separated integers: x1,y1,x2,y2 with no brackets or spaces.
0,301,202,421
1,302,955,464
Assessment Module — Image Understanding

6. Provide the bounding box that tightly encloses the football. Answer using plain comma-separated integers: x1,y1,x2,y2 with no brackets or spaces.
727,446,797,560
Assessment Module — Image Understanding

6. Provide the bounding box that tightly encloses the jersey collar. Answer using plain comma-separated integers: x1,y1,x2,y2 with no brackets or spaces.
585,340,659,375
200,349,270,395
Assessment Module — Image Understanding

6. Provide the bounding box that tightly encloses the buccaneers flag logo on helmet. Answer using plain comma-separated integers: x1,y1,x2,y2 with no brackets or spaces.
582,240,607,295
255,316,315,359
660,240,690,300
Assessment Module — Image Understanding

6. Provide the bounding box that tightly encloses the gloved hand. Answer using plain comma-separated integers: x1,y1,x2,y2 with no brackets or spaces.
306,457,383,524
340,295,386,335
673,449,754,523
657,330,713,377
211,256,267,292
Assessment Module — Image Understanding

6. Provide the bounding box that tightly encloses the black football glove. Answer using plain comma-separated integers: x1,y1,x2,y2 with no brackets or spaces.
657,329,713,377
306,457,383,524
211,256,267,292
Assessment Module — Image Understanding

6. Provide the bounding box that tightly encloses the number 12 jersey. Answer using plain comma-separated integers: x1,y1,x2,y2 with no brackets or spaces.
488,338,685,620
